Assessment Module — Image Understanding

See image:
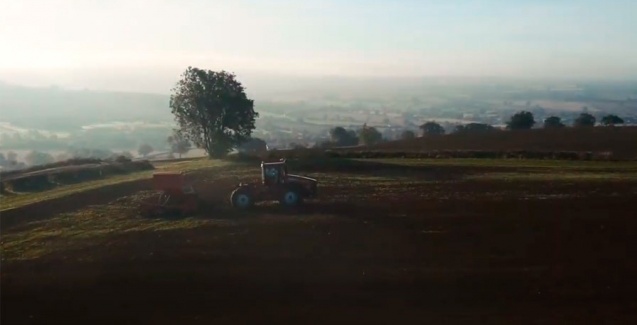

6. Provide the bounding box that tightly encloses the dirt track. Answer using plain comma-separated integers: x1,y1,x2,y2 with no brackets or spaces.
2,161,637,324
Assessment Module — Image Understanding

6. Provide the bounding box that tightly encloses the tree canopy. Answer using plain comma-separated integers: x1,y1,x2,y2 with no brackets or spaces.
237,137,268,154
329,126,358,146
600,114,624,126
400,130,416,140
420,121,445,136
138,144,153,157
358,124,383,146
169,67,258,158
454,123,496,134
167,131,192,158
574,113,596,127
506,111,535,130
543,116,565,128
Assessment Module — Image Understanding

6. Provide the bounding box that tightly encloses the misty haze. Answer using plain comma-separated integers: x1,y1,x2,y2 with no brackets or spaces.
1,0,637,164
2,1,637,324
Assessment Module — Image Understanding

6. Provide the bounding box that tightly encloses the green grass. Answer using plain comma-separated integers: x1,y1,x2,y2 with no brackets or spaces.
0,202,216,260
1,171,154,211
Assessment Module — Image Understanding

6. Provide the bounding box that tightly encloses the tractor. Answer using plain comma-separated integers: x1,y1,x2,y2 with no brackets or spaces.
230,159,318,209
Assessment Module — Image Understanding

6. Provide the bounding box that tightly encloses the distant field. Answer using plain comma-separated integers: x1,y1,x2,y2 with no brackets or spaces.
299,111,476,129
529,100,592,112
368,126,637,159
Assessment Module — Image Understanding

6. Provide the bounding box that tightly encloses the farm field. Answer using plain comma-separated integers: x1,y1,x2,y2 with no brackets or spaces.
369,126,637,160
2,158,637,324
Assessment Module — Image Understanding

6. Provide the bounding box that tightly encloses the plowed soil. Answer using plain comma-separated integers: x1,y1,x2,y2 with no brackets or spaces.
2,159,637,324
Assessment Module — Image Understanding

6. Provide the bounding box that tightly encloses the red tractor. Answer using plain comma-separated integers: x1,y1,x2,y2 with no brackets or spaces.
230,159,318,209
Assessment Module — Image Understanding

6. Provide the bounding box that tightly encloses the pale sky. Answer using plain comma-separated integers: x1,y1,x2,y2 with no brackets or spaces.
1,0,636,92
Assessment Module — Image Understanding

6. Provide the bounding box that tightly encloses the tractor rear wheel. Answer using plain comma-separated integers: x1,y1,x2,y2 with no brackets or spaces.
280,189,303,207
231,187,254,209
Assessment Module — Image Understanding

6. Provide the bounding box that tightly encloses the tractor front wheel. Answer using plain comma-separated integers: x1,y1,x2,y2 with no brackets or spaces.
231,187,254,209
280,189,303,207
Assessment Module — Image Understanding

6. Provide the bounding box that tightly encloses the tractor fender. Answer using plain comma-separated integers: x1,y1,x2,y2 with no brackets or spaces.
232,184,254,195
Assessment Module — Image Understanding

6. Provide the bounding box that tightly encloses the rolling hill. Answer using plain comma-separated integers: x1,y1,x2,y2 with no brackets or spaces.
0,83,172,131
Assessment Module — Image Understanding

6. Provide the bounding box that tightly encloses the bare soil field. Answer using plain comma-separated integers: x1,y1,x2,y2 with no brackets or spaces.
2,158,637,324
369,126,637,159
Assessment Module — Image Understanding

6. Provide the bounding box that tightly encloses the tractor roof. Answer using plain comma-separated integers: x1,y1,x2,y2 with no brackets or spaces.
262,161,284,165
261,159,287,166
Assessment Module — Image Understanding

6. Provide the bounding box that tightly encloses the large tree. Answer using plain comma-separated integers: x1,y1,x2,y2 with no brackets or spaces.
400,130,416,140
574,113,596,127
167,130,192,158
169,67,258,158
506,111,535,130
420,121,445,136
455,123,496,134
138,144,153,157
329,126,358,146
237,137,268,154
600,114,624,126
358,124,383,146
543,116,565,128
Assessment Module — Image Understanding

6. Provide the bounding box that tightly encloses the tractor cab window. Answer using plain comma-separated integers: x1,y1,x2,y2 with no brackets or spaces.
264,166,280,185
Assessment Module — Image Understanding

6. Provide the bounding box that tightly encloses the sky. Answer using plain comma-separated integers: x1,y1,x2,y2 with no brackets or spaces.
0,0,636,92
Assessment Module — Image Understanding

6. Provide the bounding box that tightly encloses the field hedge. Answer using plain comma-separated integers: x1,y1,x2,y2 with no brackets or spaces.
0,158,103,180
1,160,154,193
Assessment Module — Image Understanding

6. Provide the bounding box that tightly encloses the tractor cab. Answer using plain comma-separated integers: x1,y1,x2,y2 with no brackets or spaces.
230,159,318,209
261,160,288,186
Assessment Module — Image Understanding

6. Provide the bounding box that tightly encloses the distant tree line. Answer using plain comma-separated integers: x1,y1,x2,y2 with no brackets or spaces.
505,111,625,129
411,111,627,140
308,110,629,149
318,124,385,148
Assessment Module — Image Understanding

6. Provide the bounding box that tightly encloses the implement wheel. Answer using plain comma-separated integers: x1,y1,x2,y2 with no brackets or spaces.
231,187,254,209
